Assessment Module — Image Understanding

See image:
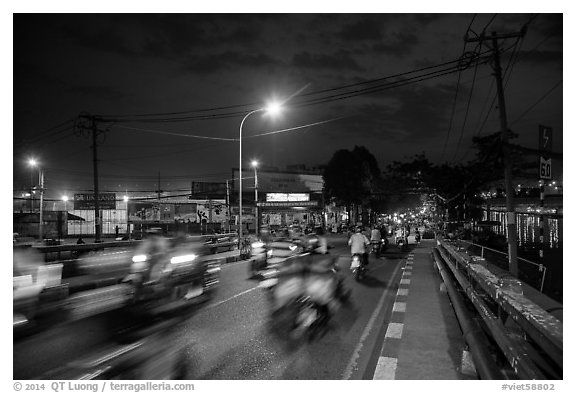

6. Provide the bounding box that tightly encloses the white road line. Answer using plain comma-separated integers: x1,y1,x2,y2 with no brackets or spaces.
400,278,411,285
201,287,258,312
397,288,409,296
341,260,404,380
385,322,404,339
373,356,398,380
393,302,406,313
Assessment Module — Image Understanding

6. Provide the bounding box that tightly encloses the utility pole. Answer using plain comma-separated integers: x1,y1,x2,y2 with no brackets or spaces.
467,30,525,277
91,116,102,242
156,172,163,222
226,180,231,232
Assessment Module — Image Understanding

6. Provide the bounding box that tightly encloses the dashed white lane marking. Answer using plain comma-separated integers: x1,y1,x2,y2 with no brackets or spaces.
385,322,404,339
373,357,398,380
373,253,414,380
397,288,409,296
342,260,405,380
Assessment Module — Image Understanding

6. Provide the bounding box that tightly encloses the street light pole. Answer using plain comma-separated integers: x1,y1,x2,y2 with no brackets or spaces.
239,109,263,242
252,160,259,235
39,169,44,241
238,103,282,242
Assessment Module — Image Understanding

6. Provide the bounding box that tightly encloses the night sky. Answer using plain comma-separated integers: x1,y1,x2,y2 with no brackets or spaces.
11,10,564,199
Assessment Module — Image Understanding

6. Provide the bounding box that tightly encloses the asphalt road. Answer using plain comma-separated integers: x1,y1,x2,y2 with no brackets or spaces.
14,234,414,380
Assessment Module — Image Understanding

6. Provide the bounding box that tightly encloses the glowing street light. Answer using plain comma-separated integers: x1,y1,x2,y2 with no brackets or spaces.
62,195,69,212
238,102,282,241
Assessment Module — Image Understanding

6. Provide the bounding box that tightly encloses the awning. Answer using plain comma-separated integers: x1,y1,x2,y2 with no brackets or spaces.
67,212,85,221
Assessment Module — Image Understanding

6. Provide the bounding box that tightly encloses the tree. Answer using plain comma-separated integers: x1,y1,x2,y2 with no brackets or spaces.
323,146,382,225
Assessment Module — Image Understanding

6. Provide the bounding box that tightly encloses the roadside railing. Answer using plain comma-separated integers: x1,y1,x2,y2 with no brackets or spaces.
434,238,562,379
451,239,547,293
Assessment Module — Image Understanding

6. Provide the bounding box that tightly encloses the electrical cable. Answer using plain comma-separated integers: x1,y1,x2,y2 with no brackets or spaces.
439,14,479,163
510,80,562,125
452,47,481,162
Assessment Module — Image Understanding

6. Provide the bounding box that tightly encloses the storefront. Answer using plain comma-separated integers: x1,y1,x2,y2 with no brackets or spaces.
232,168,325,232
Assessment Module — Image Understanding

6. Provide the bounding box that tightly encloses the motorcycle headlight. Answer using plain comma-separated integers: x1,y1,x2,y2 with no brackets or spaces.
170,254,197,264
132,254,147,263
251,241,265,249
289,244,298,251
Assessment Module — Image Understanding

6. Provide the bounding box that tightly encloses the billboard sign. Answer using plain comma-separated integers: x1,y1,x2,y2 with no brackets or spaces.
128,202,198,222
266,193,310,202
74,193,116,210
233,170,323,193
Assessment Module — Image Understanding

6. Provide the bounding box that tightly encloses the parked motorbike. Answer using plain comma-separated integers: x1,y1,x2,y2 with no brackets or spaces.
350,253,367,281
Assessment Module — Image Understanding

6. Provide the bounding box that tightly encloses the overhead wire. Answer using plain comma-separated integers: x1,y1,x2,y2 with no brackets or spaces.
510,80,562,125
452,44,481,162
439,13,478,163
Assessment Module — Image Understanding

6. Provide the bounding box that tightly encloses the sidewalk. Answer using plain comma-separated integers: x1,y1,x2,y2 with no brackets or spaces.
373,239,475,380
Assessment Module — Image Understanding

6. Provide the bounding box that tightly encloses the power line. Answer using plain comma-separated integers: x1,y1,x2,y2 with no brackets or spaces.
452,48,481,162
510,80,562,125
98,51,491,124
439,14,480,163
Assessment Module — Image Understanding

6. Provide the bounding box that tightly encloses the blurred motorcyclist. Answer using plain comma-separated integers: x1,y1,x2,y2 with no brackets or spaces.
370,225,382,257
348,226,369,266
130,229,171,288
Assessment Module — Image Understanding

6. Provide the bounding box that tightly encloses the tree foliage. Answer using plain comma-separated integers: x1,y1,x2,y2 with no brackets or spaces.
323,146,382,215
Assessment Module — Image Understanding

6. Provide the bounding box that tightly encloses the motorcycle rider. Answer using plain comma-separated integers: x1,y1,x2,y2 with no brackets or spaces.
348,226,370,267
129,228,172,297
369,225,382,257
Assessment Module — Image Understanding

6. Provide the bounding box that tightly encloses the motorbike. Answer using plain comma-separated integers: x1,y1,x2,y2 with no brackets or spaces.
350,253,367,281
41,317,190,380
395,236,408,251
259,251,348,342
123,237,220,317
370,238,388,257
13,249,68,336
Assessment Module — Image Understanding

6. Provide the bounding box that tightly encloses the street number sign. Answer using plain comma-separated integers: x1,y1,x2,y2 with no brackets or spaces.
539,157,552,180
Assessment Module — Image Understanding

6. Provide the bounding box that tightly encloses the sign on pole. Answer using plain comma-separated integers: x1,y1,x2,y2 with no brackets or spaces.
538,125,553,152
539,157,552,180
538,125,553,180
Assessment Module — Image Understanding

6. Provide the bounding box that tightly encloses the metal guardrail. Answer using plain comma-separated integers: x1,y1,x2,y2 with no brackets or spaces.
22,232,240,261
435,239,562,379
451,239,547,292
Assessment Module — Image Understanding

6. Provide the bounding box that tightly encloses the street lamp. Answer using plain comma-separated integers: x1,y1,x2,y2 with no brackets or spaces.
62,195,69,212
28,158,37,213
251,160,259,235
28,159,44,241
238,102,282,242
